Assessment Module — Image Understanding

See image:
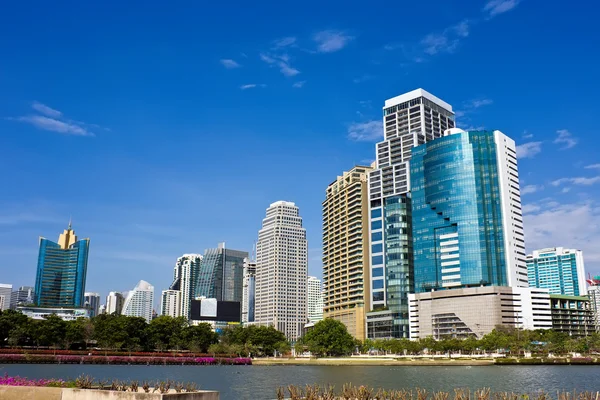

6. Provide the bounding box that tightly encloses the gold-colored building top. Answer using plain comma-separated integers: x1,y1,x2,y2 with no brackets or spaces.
57,220,78,249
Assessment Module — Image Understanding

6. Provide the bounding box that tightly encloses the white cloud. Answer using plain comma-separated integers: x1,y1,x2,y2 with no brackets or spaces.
469,98,493,108
219,59,241,69
521,185,543,195
292,81,306,88
516,141,542,159
347,120,383,142
585,164,600,169
31,101,62,118
259,52,300,77
561,187,571,193
483,0,521,18
14,115,93,136
554,129,578,149
240,84,266,90
313,30,354,53
524,200,600,268
421,20,470,55
454,110,466,118
522,131,534,139
551,176,600,186
272,36,297,48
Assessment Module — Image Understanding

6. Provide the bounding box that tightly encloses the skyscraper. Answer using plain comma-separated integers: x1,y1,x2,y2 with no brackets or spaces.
307,276,323,323
105,291,124,315
84,292,101,317
122,280,154,323
168,254,203,318
160,289,182,317
10,286,34,310
255,201,307,341
367,89,455,339
0,284,12,311
35,222,90,307
527,248,586,296
197,244,247,303
322,165,373,340
410,129,528,292
241,257,257,323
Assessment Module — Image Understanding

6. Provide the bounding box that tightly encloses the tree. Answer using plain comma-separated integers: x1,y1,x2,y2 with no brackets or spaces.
0,310,29,347
147,316,187,351
38,314,66,349
181,323,218,353
301,318,355,357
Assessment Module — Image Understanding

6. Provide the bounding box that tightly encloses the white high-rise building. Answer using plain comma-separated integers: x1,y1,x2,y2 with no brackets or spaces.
307,276,323,323
0,284,13,311
242,257,257,323
122,280,154,323
84,292,101,317
161,289,182,318
175,254,202,319
255,201,307,341
106,291,124,315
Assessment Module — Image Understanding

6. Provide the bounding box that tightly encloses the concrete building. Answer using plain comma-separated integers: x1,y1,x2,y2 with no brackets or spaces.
198,244,248,304
410,129,528,292
307,276,324,323
10,286,34,309
83,292,101,317
588,278,600,330
17,306,90,321
105,291,124,315
35,222,90,307
241,258,257,323
160,289,182,318
527,248,586,296
255,201,307,341
549,294,594,337
408,286,552,339
322,165,373,340
367,89,456,339
122,280,154,323
168,254,203,319
0,284,12,311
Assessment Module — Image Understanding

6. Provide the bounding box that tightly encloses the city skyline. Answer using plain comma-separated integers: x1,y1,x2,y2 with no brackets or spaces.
2,1,600,302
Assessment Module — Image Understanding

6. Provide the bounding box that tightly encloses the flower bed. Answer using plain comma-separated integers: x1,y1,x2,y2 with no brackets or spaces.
0,348,233,357
0,354,251,365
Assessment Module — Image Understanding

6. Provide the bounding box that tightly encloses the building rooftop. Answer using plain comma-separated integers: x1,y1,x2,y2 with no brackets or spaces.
383,88,453,112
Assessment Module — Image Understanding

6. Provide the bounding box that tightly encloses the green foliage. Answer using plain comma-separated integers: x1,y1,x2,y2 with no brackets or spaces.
147,316,188,351
299,318,355,357
221,325,289,356
180,323,218,353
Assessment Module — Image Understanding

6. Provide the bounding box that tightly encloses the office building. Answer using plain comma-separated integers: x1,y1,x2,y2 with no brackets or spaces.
322,165,373,340
241,258,256,323
10,286,34,309
410,129,528,292
367,89,455,339
84,292,101,317
307,276,324,323
169,254,203,319
161,289,182,317
105,291,124,315
0,284,12,311
255,201,307,341
198,243,248,304
407,287,551,339
549,294,594,337
17,306,90,321
122,280,154,323
527,248,586,296
35,222,90,307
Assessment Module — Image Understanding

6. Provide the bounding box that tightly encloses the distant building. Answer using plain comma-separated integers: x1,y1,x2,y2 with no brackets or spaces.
165,254,203,319
0,284,12,311
322,165,373,340
122,280,154,323
588,278,600,331
408,287,552,339
17,306,90,321
527,248,587,296
190,297,241,333
307,277,323,323
35,222,90,307
10,286,34,309
255,201,307,342
160,289,182,318
99,304,106,315
241,258,256,323
549,294,594,337
84,292,101,317
198,243,248,303
105,291,124,315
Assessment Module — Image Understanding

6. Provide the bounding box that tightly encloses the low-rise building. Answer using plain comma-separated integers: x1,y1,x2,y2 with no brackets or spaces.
17,306,90,320
549,294,594,337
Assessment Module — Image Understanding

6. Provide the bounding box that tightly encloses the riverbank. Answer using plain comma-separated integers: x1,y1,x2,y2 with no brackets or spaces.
253,357,495,366
0,354,251,365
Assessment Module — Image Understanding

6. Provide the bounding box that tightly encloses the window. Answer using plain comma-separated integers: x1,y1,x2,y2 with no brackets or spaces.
371,220,382,230
371,232,382,241
373,280,384,290
371,208,382,218
372,255,383,265
372,267,383,277
373,292,384,302
372,244,383,254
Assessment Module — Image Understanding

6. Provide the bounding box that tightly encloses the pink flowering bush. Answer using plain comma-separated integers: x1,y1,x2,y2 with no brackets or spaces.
0,373,66,387
0,354,251,365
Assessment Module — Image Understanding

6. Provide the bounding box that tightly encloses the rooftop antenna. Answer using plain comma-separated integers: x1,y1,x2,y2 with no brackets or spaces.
68,215,72,229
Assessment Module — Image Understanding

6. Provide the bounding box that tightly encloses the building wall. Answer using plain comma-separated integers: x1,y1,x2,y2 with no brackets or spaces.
0,284,12,311
408,286,551,339
83,292,100,317
588,286,600,330
10,286,34,310
105,292,124,315
322,165,372,340
527,248,587,296
242,258,256,323
255,201,307,342
161,289,182,317
307,276,323,323
549,294,594,337
198,244,248,304
122,280,154,323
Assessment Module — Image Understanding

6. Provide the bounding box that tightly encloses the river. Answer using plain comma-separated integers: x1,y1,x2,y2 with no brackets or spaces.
1,364,599,399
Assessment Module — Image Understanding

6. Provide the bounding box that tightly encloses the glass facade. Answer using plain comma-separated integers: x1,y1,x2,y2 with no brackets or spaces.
411,131,507,293
196,244,248,303
527,249,585,296
35,237,89,307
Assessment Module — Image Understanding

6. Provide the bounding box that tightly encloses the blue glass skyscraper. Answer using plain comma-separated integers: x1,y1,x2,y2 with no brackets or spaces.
410,129,528,293
196,242,248,303
34,223,89,307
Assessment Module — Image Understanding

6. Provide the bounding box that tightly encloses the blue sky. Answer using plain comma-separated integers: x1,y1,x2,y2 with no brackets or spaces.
1,1,599,304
